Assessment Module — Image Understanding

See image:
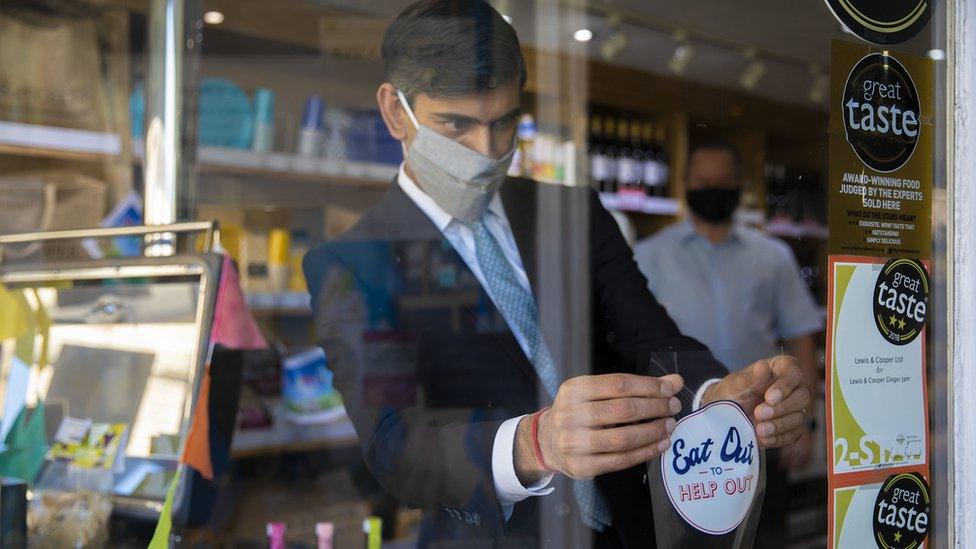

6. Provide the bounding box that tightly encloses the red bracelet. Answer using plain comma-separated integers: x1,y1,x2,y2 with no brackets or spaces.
531,405,553,473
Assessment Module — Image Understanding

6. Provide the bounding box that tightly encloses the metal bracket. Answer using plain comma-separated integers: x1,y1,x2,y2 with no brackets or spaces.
0,220,220,266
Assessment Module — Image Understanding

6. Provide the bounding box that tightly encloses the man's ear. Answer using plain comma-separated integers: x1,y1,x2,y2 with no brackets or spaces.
377,83,409,141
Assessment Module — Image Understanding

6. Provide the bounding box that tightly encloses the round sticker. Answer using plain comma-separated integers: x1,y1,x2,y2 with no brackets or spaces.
842,53,921,173
823,0,932,45
661,400,759,535
873,258,929,345
872,472,930,548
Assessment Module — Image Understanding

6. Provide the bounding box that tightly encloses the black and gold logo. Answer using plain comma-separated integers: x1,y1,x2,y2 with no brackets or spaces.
843,53,921,173
873,258,928,346
824,0,932,45
872,472,930,548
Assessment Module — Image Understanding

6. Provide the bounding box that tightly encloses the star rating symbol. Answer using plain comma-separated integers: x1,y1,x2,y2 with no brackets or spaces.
898,318,906,330
894,531,902,542
889,314,898,327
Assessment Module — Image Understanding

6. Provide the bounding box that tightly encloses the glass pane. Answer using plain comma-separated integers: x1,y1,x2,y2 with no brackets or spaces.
0,262,209,509
161,0,958,546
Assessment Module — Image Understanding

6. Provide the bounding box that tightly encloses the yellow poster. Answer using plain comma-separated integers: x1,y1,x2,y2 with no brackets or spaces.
828,40,934,259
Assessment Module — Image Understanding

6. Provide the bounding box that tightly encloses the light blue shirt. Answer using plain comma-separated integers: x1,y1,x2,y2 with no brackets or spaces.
633,220,822,372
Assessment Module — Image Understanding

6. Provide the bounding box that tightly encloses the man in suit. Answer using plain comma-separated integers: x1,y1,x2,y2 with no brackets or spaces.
303,1,811,547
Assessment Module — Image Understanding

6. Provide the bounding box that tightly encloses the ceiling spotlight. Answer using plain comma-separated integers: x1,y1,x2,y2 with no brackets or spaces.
598,12,626,61
573,28,594,43
203,11,224,25
927,49,946,61
668,31,695,75
807,65,829,104
600,31,627,60
739,48,766,90
502,14,512,24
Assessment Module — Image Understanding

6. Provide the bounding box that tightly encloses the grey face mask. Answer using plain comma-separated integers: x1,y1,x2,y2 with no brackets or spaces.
398,90,515,223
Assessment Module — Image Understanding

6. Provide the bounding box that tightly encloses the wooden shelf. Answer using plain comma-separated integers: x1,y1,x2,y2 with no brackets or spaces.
0,121,123,160
246,291,312,315
765,219,829,241
134,139,396,189
599,192,680,216
232,400,357,458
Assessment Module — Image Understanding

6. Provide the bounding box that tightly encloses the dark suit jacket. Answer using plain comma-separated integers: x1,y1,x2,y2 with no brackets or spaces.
303,177,728,548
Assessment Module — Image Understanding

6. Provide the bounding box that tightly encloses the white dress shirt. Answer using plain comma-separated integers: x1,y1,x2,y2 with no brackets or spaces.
397,165,718,519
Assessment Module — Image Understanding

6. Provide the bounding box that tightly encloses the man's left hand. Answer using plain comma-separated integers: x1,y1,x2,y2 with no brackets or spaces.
701,355,810,449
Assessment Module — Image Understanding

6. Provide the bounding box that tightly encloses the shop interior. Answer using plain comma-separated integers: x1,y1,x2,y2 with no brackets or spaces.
0,0,942,546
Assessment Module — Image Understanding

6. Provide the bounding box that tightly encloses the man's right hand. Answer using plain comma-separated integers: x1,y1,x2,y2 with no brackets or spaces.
514,373,683,484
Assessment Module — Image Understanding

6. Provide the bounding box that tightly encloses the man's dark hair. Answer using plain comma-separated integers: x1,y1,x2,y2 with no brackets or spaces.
687,140,742,174
382,0,527,103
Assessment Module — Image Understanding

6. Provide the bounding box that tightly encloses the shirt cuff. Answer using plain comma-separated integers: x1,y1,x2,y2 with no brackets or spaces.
693,378,722,410
493,415,554,519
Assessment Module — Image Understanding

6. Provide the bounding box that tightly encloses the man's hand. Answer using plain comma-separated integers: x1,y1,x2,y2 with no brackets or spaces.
514,373,683,483
702,355,810,449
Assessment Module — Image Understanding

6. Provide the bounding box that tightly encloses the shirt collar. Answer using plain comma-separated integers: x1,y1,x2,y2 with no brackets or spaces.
396,163,508,231
679,218,743,245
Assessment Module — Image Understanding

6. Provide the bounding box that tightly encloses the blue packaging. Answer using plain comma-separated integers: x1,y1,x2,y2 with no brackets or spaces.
252,88,276,152
301,96,326,130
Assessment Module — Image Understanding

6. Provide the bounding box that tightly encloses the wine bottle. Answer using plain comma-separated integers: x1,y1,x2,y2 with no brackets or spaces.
616,116,636,190
653,122,671,197
603,116,620,192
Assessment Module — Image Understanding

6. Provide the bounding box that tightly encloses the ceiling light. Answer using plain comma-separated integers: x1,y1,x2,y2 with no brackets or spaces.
600,31,628,61
502,14,512,24
573,28,594,43
739,48,766,90
203,11,224,25
927,49,946,61
668,32,695,75
807,65,829,104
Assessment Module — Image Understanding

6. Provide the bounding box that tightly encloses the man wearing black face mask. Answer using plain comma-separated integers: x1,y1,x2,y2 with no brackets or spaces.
633,141,822,547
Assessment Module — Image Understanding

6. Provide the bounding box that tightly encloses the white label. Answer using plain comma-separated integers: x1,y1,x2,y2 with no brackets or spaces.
661,400,760,535
617,157,640,185
591,154,612,181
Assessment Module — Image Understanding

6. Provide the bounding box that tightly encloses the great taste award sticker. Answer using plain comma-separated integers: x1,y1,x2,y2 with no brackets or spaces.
872,473,930,548
842,52,921,174
661,401,759,535
873,258,929,345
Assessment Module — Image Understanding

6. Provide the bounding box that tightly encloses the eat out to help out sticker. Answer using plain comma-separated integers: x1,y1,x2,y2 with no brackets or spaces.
660,400,760,535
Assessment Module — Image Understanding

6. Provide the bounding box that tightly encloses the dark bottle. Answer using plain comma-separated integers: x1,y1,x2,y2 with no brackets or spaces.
615,116,636,190
603,116,620,192
628,120,645,190
642,122,663,196
589,115,612,192
653,122,671,197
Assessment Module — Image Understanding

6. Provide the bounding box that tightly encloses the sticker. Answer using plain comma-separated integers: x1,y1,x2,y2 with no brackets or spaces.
661,400,759,535
873,258,929,345
828,41,934,259
827,256,928,476
823,0,932,45
842,53,921,173
873,472,930,548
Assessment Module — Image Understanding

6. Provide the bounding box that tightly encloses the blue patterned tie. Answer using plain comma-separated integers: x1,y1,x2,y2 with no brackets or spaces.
466,218,613,532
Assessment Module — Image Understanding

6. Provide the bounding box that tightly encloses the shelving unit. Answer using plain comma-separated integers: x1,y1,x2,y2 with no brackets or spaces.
0,121,122,160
